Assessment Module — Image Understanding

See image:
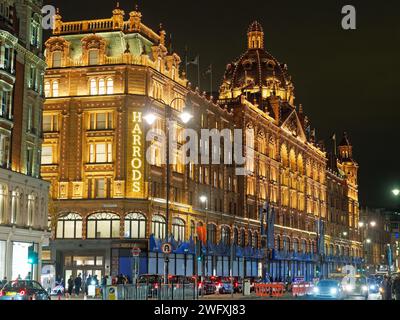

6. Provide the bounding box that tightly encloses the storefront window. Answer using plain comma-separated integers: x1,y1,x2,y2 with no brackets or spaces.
87,212,120,239
12,242,34,280
221,226,231,245
207,224,216,244
56,213,83,239
124,213,146,239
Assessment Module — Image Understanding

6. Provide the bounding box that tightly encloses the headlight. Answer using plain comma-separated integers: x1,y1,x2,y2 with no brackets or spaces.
330,288,338,295
369,285,376,290
313,287,319,294
345,284,354,292
362,286,368,292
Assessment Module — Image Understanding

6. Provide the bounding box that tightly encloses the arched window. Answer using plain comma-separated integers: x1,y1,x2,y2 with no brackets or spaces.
52,80,59,97
248,231,253,247
27,194,36,227
293,239,299,253
283,237,289,252
44,81,51,97
221,226,231,245
106,78,114,94
253,232,259,249
152,215,166,239
56,213,82,239
52,51,62,68
275,236,281,250
330,244,334,255
87,212,120,239
240,229,246,247
207,224,217,244
88,49,99,65
301,240,307,253
124,213,146,239
98,79,105,95
233,228,239,245
172,218,185,242
90,79,97,95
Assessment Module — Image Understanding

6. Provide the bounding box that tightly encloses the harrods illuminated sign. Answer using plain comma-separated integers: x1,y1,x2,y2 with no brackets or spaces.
131,111,144,195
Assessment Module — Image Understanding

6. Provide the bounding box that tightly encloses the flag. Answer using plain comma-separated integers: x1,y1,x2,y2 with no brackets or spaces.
316,219,325,255
186,55,199,66
267,206,275,249
259,205,265,237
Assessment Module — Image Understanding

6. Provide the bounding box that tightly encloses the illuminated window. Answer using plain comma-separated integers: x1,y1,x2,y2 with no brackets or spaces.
106,78,114,94
124,213,146,239
90,79,97,95
52,80,59,97
172,218,185,242
44,81,51,97
95,179,105,198
88,143,113,163
88,49,99,65
27,194,35,227
52,51,62,68
152,215,166,239
89,112,113,130
41,146,53,165
87,213,120,239
56,213,83,239
98,79,105,95
43,114,59,132
221,226,231,245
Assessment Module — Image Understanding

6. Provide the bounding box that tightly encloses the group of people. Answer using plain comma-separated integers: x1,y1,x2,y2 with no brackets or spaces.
381,275,400,300
64,274,101,298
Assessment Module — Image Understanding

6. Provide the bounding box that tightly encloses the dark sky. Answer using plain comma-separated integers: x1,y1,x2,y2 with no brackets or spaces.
44,0,400,209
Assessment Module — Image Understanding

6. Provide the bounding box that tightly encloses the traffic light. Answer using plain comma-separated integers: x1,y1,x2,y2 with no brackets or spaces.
195,237,203,262
27,245,38,265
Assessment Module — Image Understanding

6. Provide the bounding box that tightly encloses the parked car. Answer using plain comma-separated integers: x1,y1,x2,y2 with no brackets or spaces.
0,281,51,300
137,274,163,298
198,279,217,295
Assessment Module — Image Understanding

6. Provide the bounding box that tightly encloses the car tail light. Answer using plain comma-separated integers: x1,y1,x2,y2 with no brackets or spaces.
19,290,26,296
154,284,158,289
198,282,202,289
0,291,3,297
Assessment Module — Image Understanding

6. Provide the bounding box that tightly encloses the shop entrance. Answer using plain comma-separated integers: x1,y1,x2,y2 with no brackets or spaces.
63,255,104,287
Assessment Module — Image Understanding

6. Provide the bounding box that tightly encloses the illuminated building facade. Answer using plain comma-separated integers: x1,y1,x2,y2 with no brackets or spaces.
0,0,49,282
42,5,362,281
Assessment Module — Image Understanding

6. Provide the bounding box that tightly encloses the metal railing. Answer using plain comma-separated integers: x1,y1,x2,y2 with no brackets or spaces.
102,284,197,301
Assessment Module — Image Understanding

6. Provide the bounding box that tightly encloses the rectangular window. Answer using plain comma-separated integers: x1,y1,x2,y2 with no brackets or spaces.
52,51,62,68
95,179,105,198
43,115,58,132
89,112,113,130
41,146,53,165
88,50,99,65
96,144,106,163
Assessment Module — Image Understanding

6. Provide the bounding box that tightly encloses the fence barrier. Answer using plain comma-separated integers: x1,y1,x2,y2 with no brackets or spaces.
255,283,285,298
102,284,197,301
292,282,314,297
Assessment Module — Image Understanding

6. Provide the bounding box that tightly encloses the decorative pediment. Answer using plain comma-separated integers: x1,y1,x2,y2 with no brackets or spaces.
81,34,106,51
281,110,307,142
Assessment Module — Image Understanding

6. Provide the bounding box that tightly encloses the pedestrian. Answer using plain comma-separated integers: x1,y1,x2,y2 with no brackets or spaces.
17,274,22,281
393,276,400,300
381,275,393,300
67,276,74,299
116,274,124,285
74,273,82,297
85,274,92,295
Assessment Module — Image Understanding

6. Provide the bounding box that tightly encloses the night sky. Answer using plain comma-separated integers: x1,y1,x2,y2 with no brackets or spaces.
43,0,400,209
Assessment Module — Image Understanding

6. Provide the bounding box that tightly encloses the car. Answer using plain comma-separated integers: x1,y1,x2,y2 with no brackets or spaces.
198,280,217,295
367,278,380,294
0,280,51,300
313,280,345,300
343,275,369,299
215,278,234,294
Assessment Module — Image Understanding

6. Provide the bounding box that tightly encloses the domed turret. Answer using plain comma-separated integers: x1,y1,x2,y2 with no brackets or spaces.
219,22,295,105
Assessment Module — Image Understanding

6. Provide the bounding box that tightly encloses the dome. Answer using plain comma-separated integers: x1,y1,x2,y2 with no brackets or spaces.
220,22,294,103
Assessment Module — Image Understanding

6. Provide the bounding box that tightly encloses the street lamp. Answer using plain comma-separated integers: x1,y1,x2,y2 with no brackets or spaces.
200,195,208,210
343,232,348,237
370,221,377,228
366,239,372,244
392,189,400,197
144,97,193,285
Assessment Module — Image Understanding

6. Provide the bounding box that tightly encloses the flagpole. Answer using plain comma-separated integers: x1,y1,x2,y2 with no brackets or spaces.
210,64,213,96
185,46,188,78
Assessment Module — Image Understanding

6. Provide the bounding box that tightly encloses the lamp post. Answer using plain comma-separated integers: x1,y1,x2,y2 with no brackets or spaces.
144,97,193,285
359,220,376,274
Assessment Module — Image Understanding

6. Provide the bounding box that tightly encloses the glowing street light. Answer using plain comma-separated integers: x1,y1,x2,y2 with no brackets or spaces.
370,221,377,228
143,113,157,125
358,222,365,228
393,189,400,197
366,239,372,244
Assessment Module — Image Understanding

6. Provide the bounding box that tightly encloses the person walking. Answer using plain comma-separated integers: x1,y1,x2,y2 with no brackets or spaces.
85,274,92,295
381,275,393,300
392,276,400,300
74,273,82,297
67,276,74,299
